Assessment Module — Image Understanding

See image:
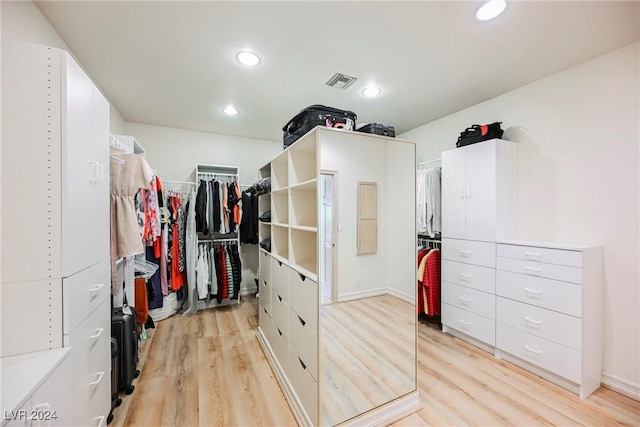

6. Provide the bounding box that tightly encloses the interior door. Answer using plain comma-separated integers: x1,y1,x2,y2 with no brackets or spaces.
465,141,497,241
441,148,466,239
320,174,334,305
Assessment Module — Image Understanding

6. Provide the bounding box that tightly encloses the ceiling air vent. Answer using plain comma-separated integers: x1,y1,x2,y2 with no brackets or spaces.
326,73,358,90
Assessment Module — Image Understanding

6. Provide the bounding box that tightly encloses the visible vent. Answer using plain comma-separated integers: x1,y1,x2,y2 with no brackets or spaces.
326,73,358,90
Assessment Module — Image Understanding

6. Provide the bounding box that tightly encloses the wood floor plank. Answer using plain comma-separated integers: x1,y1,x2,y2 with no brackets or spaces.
109,295,639,427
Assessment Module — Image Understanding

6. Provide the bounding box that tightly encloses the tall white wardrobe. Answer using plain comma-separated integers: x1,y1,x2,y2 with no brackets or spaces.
257,127,420,426
440,139,603,399
1,43,111,426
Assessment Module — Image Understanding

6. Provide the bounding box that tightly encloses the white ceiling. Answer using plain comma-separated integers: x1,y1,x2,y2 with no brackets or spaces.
36,1,639,142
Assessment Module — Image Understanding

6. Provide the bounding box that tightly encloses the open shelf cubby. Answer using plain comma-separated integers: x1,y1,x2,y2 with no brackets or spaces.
290,180,317,229
271,153,289,190
272,224,289,261
289,228,318,280
272,190,289,225
289,135,317,185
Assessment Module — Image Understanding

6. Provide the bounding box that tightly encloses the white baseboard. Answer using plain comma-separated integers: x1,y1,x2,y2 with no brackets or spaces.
339,391,421,427
386,288,415,305
601,372,640,401
338,288,387,302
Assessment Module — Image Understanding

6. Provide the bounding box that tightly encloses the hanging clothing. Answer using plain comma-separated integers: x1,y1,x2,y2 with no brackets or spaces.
213,181,221,233
195,180,208,233
417,166,441,237
417,248,441,316
183,189,198,316
196,246,209,299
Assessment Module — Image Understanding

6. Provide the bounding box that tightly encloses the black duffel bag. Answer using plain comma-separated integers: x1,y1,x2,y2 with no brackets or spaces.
456,122,504,148
283,105,357,148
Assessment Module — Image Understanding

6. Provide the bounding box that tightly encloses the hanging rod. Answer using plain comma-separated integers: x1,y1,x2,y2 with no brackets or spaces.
197,172,238,177
164,180,196,186
417,159,441,169
198,238,238,243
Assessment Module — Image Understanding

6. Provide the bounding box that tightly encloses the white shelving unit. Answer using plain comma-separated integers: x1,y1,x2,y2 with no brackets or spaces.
194,164,242,309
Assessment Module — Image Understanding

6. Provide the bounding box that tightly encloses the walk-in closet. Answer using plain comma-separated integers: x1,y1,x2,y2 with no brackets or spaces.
2,1,639,427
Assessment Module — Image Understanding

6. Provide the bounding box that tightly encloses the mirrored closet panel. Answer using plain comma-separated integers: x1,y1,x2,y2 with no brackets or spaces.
257,127,418,426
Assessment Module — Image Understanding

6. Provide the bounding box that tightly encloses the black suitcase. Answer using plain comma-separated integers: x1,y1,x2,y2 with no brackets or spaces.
112,307,139,395
282,105,357,148
356,123,396,137
107,338,122,424
456,122,503,147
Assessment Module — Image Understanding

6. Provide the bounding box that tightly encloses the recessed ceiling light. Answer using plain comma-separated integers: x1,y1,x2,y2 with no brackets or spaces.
236,51,260,66
362,86,381,98
223,105,239,116
475,0,507,21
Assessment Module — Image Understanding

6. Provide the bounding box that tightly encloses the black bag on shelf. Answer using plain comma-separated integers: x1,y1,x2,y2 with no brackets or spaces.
456,122,503,147
259,238,271,252
259,210,271,223
356,123,396,137
282,105,357,148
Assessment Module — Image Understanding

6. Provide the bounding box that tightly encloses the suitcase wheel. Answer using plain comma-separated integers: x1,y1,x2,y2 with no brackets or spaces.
125,385,135,395
107,414,114,424
116,398,122,407
135,369,140,378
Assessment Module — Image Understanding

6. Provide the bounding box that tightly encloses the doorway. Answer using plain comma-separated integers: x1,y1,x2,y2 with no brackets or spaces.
320,171,337,305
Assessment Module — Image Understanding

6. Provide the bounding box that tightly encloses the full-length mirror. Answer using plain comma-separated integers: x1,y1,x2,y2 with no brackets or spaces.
319,133,417,426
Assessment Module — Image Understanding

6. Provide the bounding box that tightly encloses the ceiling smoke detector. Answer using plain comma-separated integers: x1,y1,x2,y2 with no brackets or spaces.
325,73,358,90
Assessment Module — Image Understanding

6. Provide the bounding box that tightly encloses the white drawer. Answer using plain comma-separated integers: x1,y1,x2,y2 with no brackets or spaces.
442,238,496,268
442,282,495,320
288,308,318,381
442,303,495,346
497,323,581,384
272,323,289,369
87,365,111,427
30,352,73,427
259,304,272,337
259,280,271,315
287,344,318,425
271,258,290,301
64,299,110,383
259,251,272,284
496,270,582,317
441,260,496,294
497,244,582,268
497,297,581,350
497,257,582,284
63,259,110,334
272,292,289,341
288,269,318,332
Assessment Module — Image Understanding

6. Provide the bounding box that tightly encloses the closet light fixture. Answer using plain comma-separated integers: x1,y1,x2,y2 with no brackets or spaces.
236,51,260,66
475,0,507,21
223,105,239,116
362,86,381,98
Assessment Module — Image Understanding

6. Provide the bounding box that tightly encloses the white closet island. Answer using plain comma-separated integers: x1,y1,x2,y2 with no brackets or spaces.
257,127,419,426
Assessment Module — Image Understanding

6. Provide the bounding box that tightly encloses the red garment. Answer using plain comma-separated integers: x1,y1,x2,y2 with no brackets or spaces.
417,249,429,314
170,197,184,291
134,278,149,325
423,249,441,315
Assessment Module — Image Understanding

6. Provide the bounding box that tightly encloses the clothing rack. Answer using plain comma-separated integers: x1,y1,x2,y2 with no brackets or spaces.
163,180,195,187
417,158,441,169
198,238,238,244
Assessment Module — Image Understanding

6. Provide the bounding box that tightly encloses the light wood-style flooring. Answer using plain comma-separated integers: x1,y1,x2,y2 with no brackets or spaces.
111,296,640,427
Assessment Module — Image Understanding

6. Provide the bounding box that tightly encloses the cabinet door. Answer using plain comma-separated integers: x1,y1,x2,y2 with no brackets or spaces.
441,148,466,239
465,142,496,241
61,53,110,276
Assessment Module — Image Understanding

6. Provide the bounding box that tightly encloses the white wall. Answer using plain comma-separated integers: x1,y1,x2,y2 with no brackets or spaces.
399,42,640,392
123,121,282,294
321,131,389,300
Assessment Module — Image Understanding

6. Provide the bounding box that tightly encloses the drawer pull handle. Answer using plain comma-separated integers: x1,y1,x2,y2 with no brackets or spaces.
96,415,106,427
525,345,542,355
524,267,542,276
459,250,472,258
459,186,465,199
263,307,267,314
90,371,105,386
525,288,542,298
298,273,306,282
459,296,471,303
277,294,283,302
297,315,306,327
459,319,471,326
525,252,543,261
298,356,307,370
466,186,472,198
89,283,104,300
277,328,283,336
459,273,471,281
89,328,105,348
525,317,542,326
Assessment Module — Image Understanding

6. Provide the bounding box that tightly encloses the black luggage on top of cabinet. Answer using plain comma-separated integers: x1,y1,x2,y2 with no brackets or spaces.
355,123,396,137
282,105,357,148
112,307,139,395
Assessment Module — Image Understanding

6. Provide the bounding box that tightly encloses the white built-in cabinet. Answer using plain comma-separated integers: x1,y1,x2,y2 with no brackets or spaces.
1,44,111,425
441,139,602,398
